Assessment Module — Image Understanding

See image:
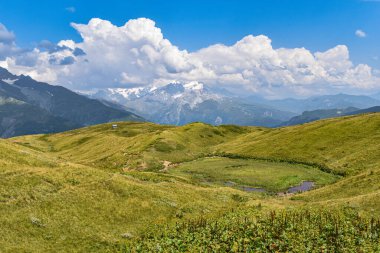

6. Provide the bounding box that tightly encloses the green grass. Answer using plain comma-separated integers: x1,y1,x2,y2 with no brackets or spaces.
292,169,380,214
1,112,379,252
168,157,338,192
15,122,250,172
0,155,252,252
216,113,380,175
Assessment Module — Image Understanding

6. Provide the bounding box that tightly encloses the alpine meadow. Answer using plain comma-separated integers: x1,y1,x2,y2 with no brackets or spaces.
1,0,380,252
0,113,379,252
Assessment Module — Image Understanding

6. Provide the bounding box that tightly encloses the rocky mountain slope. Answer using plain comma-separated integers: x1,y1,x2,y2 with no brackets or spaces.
90,82,296,127
0,67,144,137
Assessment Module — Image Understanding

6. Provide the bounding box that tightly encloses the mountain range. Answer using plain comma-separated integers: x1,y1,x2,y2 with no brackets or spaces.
90,82,380,127
0,67,143,137
370,92,380,101
280,107,359,126
89,82,297,127
1,66,379,137
246,93,380,114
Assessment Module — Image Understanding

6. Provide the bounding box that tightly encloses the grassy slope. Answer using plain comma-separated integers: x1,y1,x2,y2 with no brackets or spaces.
215,113,380,213
1,139,254,252
16,122,251,171
2,112,380,251
14,113,380,208
216,113,380,175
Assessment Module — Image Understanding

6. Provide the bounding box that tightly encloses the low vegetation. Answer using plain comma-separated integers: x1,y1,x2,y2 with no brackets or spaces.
168,157,337,192
127,207,380,252
0,113,378,252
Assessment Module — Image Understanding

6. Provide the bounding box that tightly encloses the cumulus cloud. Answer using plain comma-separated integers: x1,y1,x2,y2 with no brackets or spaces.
0,23,20,60
0,18,379,97
0,23,15,43
355,29,366,38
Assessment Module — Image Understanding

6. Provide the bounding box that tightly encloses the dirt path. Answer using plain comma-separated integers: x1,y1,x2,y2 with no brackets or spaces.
159,160,178,172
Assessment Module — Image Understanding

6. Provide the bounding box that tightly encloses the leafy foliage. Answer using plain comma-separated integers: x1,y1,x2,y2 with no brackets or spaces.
126,208,380,252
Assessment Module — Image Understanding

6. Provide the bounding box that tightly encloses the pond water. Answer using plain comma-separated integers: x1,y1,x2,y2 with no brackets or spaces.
235,180,315,194
287,181,315,193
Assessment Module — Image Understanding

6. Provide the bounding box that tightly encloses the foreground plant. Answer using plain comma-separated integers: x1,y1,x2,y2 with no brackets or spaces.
124,207,380,252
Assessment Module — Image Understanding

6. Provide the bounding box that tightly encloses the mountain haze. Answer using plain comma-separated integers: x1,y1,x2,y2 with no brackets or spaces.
90,82,296,127
0,67,144,137
280,107,359,126
251,94,380,113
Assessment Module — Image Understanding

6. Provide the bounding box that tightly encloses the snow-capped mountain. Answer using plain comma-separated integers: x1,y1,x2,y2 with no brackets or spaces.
89,81,296,126
92,81,222,105
83,81,380,127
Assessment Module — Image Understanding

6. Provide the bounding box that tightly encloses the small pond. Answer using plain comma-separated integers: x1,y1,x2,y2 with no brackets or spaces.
287,181,314,193
231,180,315,194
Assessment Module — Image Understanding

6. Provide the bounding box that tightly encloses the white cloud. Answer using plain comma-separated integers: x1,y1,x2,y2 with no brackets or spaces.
0,23,15,43
1,18,379,97
0,23,20,60
355,29,366,38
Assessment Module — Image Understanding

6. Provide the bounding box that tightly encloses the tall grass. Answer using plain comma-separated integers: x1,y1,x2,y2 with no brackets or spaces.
125,207,380,252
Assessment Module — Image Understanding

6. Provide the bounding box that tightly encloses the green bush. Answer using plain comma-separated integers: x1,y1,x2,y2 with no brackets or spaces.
125,208,380,252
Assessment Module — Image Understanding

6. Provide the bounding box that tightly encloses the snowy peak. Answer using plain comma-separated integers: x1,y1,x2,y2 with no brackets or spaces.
183,81,204,91
107,87,146,99
83,80,298,127
154,81,206,95
90,81,220,105
1,78,18,85
154,82,185,95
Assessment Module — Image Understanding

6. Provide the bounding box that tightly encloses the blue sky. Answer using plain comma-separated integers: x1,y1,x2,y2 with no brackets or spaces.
0,0,379,97
1,0,379,66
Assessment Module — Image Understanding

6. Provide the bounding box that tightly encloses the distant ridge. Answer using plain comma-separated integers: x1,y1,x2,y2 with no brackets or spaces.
89,82,296,127
0,67,144,137
280,107,359,126
344,106,380,116
249,93,380,114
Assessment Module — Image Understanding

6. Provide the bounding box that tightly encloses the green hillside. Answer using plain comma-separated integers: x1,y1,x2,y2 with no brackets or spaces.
217,113,380,175
1,112,379,252
215,113,380,213
0,139,250,252
15,122,251,171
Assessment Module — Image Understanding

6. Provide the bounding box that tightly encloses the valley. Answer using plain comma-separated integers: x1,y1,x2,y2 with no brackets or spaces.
168,157,337,193
0,112,379,252
2,3,380,252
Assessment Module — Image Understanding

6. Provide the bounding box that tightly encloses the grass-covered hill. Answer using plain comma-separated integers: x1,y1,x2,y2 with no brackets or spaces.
217,113,380,175
1,112,379,252
1,137,248,252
